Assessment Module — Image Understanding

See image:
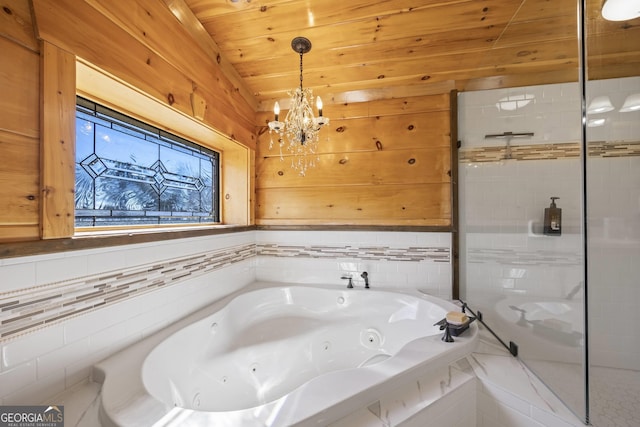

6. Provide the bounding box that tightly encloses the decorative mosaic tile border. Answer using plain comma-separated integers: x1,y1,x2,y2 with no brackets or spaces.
0,243,256,341
589,140,640,157
0,241,451,341
460,140,640,163
256,243,450,263
468,248,582,266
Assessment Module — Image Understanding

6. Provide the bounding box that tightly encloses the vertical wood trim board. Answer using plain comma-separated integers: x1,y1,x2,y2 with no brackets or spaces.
40,41,76,239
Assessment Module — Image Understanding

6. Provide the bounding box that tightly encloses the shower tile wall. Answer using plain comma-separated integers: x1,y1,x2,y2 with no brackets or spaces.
459,81,584,315
459,76,640,421
586,76,640,372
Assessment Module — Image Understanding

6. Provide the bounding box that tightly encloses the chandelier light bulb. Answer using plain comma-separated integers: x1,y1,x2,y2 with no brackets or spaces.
316,96,323,116
274,102,280,121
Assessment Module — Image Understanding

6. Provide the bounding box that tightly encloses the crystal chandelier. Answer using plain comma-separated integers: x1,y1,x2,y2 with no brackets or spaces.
268,37,329,175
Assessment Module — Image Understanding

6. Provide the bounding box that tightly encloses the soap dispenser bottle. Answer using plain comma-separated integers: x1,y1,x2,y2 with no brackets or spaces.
543,197,562,236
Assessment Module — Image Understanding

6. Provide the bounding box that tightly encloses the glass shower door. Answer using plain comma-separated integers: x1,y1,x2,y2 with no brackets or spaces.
457,0,587,421
585,1,640,425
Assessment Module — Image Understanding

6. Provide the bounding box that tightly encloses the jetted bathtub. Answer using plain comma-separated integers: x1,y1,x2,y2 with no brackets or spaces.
96,282,477,426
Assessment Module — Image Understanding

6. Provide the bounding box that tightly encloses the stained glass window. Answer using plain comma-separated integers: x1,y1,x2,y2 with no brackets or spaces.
75,97,219,227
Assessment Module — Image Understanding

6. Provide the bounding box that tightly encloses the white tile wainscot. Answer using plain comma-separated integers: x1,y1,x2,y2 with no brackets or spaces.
255,230,453,299
0,231,256,405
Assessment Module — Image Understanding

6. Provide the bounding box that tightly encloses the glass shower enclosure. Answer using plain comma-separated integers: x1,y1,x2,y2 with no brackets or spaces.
458,0,640,425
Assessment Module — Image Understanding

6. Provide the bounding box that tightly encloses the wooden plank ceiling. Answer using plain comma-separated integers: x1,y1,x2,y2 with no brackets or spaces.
177,0,639,110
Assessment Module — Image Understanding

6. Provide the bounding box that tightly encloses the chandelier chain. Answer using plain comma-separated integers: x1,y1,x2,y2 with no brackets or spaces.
299,51,304,91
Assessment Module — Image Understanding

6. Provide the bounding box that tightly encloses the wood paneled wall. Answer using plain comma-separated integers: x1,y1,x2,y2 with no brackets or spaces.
31,0,256,149
0,1,40,241
1,0,455,245
255,94,453,227
0,0,255,244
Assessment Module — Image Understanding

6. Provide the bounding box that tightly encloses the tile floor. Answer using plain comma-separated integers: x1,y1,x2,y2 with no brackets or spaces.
590,366,640,427
524,359,640,427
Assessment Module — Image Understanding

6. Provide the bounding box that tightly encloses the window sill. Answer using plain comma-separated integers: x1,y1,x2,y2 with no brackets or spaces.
0,225,255,259
73,224,240,238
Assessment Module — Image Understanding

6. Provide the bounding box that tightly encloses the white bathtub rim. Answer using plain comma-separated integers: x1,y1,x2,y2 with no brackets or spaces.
95,281,478,427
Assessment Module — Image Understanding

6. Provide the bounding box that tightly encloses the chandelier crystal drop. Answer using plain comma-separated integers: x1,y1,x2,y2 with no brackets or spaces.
268,37,329,176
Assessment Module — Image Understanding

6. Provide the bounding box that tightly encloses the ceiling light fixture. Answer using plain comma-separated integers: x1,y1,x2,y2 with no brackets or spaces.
587,96,615,114
268,37,329,175
619,93,640,112
602,0,640,21
495,93,535,111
